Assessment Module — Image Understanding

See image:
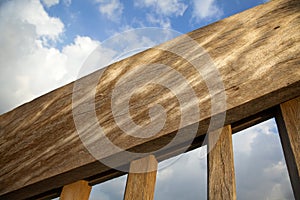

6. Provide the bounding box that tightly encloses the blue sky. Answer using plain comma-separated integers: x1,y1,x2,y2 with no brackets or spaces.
45,0,261,42
43,0,268,48
0,0,295,200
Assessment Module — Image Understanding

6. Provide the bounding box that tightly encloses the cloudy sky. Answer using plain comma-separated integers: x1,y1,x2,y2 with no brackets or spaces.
0,0,295,199
89,119,294,200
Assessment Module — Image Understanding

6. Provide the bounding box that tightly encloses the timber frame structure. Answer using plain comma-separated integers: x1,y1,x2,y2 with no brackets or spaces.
0,0,299,199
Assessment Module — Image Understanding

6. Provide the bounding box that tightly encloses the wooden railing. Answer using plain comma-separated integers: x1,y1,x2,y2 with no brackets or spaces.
0,0,299,199
59,97,300,200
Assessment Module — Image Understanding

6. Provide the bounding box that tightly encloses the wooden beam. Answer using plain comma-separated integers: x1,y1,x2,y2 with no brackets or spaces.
275,96,300,200
0,0,300,198
124,155,157,200
208,125,236,200
60,180,91,200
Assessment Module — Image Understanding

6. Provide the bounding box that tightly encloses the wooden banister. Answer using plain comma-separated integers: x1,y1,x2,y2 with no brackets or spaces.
124,155,158,200
275,96,300,200
60,180,91,200
0,0,299,199
208,125,236,200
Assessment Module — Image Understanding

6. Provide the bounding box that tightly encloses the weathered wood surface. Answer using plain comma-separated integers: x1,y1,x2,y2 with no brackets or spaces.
124,155,157,200
208,125,236,200
60,180,91,200
276,96,300,200
0,0,300,198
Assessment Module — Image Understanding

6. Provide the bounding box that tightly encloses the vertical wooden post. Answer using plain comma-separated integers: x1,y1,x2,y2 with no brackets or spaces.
60,180,91,200
275,96,300,200
208,125,236,200
124,155,158,200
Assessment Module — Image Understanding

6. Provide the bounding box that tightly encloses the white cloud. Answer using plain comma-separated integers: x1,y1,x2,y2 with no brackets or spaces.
135,0,187,17
63,0,71,6
191,0,222,21
232,119,278,154
158,167,173,181
0,1,179,115
233,119,294,200
155,147,208,199
6,0,65,42
146,13,171,29
89,175,127,200
62,36,119,79
96,0,124,22
41,0,59,7
134,0,187,28
0,0,100,114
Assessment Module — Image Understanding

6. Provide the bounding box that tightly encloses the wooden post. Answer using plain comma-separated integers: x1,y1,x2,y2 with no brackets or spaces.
124,155,158,200
275,96,300,200
208,125,236,200
60,180,91,200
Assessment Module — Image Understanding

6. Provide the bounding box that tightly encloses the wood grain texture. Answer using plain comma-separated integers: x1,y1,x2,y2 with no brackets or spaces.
124,155,157,200
0,0,300,199
60,180,91,200
208,125,236,200
275,96,300,200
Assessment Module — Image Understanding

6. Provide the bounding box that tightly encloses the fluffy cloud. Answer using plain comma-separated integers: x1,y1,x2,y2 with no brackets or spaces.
63,0,71,6
95,0,124,22
134,0,187,28
89,175,127,200
233,119,294,200
61,36,102,80
155,148,207,199
191,0,222,21
0,0,179,115
0,1,178,115
135,0,187,17
0,0,100,114
146,13,171,29
6,0,64,42
41,0,59,7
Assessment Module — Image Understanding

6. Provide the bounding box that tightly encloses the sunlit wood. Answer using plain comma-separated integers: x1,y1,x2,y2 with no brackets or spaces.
0,0,299,198
60,180,91,200
124,155,157,200
276,96,300,200
208,125,236,200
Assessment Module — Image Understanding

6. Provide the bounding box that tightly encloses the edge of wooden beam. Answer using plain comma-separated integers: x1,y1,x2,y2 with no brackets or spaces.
275,96,300,200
